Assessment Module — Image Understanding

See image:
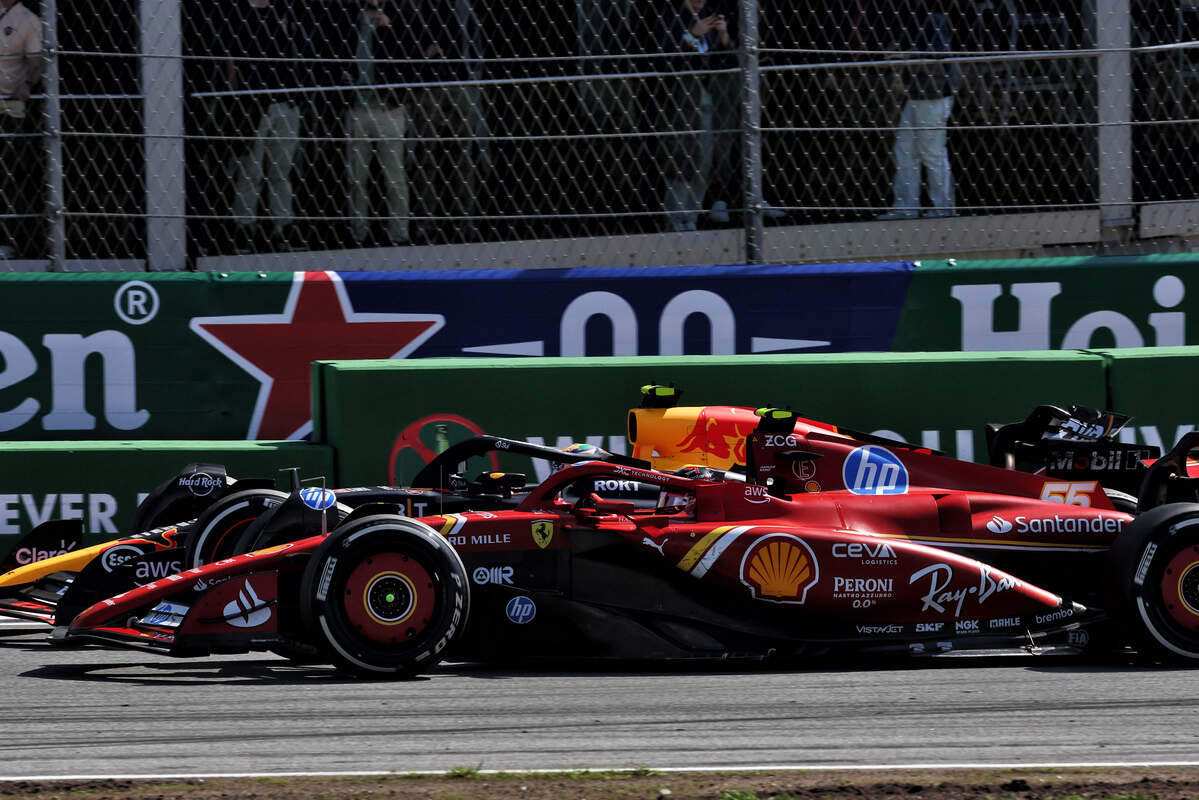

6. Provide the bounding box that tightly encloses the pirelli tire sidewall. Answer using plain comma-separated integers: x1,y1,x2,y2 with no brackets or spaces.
300,515,469,679
1109,502,1199,662
183,489,290,570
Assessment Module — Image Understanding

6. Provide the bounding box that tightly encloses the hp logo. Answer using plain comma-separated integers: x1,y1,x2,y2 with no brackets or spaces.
842,446,909,495
505,596,537,624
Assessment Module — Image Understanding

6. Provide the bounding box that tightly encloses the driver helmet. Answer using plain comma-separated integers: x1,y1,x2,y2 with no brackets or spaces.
657,490,695,514
553,442,611,472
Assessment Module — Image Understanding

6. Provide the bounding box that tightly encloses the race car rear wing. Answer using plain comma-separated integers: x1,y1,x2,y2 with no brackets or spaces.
1137,430,1199,512
986,404,1161,497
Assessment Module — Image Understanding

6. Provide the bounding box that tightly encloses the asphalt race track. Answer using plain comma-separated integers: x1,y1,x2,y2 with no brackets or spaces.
1,619,1198,779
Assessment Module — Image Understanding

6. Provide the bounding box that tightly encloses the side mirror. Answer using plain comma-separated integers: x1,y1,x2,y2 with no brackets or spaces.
594,497,637,515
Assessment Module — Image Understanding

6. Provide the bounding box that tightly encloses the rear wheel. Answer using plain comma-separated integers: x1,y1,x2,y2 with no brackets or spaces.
1103,488,1138,515
1109,502,1199,661
300,515,469,678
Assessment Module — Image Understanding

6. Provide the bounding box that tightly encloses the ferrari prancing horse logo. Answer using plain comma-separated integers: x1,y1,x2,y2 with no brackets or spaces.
531,520,554,549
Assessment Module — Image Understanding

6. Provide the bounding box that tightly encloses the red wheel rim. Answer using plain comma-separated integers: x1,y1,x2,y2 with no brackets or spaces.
342,553,436,645
211,517,254,560
1161,546,1199,630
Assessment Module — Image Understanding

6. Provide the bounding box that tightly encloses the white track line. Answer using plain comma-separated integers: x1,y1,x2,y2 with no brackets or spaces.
4,762,1199,781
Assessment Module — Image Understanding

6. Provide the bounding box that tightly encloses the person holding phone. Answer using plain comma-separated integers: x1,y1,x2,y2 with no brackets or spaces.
657,0,731,233
0,0,41,259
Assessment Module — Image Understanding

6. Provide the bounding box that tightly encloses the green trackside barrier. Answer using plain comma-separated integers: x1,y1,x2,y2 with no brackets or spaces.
312,353,1109,487
1094,346,1199,454
0,441,333,558
895,254,1199,352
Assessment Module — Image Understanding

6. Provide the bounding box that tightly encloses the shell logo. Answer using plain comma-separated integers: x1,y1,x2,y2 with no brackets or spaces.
740,533,819,604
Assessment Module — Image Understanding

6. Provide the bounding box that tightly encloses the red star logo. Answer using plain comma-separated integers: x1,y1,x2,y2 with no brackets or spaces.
190,271,443,439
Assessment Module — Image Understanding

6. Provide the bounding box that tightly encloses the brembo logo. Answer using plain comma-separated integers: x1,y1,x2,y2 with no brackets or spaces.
178,473,221,497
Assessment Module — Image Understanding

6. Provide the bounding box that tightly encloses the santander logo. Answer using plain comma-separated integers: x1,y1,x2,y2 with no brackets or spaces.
986,515,1013,534
223,579,272,628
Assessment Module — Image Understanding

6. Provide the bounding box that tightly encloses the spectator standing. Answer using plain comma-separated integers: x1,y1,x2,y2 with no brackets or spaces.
343,0,422,247
657,0,781,231
0,0,41,259
222,0,303,252
410,0,490,243
877,0,959,219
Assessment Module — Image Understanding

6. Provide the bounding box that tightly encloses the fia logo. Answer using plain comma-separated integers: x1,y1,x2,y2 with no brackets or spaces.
842,446,909,495
505,595,536,624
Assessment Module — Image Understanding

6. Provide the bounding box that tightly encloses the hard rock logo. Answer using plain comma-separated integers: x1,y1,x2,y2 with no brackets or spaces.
740,533,819,604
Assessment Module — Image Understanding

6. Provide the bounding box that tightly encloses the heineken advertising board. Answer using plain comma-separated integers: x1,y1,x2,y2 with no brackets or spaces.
0,441,333,562
0,255,1195,444
313,352,1112,486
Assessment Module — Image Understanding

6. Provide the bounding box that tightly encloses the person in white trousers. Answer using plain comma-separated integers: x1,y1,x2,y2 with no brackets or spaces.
878,0,959,220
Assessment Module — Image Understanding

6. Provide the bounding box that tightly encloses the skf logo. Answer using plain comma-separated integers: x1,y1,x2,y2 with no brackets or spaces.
986,515,1013,534
739,534,819,604
531,520,554,549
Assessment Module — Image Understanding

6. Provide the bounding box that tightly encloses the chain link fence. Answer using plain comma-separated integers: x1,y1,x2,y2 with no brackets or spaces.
3,0,1197,270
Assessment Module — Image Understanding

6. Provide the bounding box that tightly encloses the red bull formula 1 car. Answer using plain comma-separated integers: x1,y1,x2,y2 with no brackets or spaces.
48,408,1199,677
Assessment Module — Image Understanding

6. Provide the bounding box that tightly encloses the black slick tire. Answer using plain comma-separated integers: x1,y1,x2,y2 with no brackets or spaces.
1108,502,1199,662
300,514,469,679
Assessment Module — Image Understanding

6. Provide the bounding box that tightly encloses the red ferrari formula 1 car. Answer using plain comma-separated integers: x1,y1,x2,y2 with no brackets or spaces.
59,409,1199,678
0,437,653,630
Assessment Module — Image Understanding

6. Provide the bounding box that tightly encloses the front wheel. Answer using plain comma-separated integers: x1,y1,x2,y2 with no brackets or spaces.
1109,502,1199,661
299,515,469,679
